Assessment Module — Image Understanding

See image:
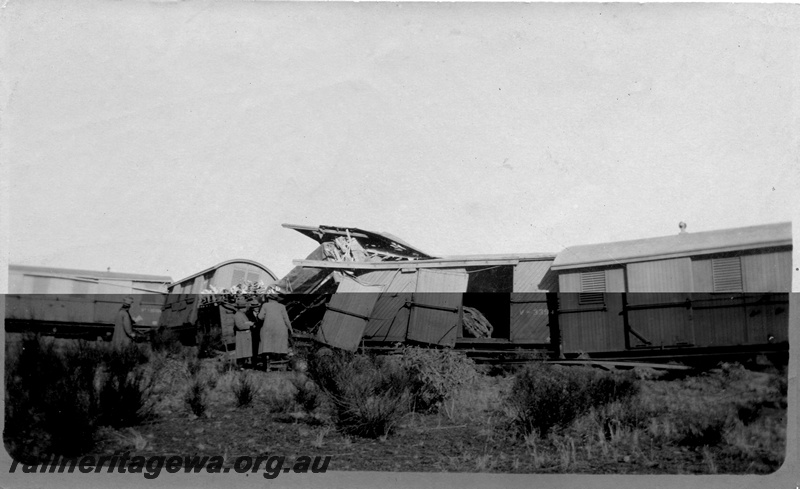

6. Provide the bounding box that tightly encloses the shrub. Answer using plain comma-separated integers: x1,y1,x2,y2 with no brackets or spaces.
150,327,184,355
187,358,203,377
231,372,259,408
197,327,226,359
290,375,321,413
506,363,639,437
306,349,411,438
267,391,297,414
184,378,207,417
4,336,158,461
5,336,102,461
677,413,727,448
97,343,155,428
397,346,479,413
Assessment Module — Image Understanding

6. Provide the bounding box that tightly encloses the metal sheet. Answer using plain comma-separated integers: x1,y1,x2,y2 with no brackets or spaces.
407,269,468,346
315,276,385,351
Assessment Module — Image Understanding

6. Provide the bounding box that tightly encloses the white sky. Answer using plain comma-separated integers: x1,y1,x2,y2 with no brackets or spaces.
3,2,799,284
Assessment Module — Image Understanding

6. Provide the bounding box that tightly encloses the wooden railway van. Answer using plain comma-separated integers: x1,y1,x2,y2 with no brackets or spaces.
550,222,791,360
158,259,278,342
6,265,171,340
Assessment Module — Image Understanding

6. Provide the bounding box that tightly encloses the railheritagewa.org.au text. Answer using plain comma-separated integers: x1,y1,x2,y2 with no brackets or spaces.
9,452,331,479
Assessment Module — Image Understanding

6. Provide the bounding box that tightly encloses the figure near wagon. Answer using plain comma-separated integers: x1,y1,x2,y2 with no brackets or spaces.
111,295,138,348
232,288,294,370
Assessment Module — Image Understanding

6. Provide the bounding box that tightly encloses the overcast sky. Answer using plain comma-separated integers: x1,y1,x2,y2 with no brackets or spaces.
3,2,798,285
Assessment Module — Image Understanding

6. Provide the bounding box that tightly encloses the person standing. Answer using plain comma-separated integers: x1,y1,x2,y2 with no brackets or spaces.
233,296,255,368
257,289,293,370
111,296,137,349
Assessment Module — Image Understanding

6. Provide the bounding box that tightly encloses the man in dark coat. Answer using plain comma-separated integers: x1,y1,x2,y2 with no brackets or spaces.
111,296,137,348
257,289,293,370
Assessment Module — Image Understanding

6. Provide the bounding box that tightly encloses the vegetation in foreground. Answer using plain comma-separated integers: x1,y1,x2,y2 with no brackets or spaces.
4,333,787,474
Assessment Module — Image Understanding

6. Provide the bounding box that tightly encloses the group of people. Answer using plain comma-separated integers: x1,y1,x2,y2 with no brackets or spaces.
232,291,293,370
111,292,294,371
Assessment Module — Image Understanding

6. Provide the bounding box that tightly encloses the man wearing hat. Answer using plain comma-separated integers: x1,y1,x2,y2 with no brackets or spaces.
112,296,137,349
256,287,293,370
233,296,255,368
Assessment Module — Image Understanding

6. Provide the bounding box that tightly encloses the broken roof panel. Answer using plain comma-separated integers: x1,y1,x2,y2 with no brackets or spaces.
283,223,435,260
551,222,792,271
292,254,556,270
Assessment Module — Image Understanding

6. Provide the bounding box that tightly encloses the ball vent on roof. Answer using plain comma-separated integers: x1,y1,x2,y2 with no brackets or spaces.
679,222,687,234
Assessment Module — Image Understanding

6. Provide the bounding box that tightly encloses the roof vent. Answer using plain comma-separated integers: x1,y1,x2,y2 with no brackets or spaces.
678,222,687,234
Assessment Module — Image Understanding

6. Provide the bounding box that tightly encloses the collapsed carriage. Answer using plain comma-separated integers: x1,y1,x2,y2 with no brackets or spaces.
262,222,793,365
6,222,790,367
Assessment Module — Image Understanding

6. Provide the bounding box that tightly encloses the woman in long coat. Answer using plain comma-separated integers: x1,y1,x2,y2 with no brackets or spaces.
233,297,254,367
257,292,293,367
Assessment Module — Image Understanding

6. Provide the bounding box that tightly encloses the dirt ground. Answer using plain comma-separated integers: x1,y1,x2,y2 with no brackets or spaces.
86,355,787,475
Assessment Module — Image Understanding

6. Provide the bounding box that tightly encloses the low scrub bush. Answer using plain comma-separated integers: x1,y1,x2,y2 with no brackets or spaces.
306,349,411,438
184,378,208,417
676,411,728,448
290,375,322,413
150,327,184,355
187,357,203,377
267,391,297,414
197,327,226,359
397,346,479,413
4,336,153,461
97,344,155,428
231,372,259,408
506,363,640,437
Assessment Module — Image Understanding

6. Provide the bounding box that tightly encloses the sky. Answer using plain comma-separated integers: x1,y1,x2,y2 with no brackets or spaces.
2,2,799,287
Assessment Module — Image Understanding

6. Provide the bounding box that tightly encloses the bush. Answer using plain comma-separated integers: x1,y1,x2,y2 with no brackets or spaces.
187,358,203,377
197,327,226,359
677,412,727,448
267,392,297,415
506,363,640,437
184,378,207,417
290,375,321,413
306,350,411,438
231,372,259,408
397,346,478,413
97,344,155,428
150,327,184,355
4,336,154,461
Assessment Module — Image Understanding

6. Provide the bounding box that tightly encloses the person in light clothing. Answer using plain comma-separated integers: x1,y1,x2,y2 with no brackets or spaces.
233,296,254,368
257,289,293,370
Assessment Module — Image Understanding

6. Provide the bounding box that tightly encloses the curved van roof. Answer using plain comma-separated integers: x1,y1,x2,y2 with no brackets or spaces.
169,259,277,287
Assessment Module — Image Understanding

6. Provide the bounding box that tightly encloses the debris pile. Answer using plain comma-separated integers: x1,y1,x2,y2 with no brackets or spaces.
462,307,494,338
199,281,275,306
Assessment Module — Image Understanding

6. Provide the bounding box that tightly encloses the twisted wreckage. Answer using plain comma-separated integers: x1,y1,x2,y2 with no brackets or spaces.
271,224,559,357
6,221,791,363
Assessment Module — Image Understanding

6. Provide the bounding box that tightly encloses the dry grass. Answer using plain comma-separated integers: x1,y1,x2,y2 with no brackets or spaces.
6,334,785,474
